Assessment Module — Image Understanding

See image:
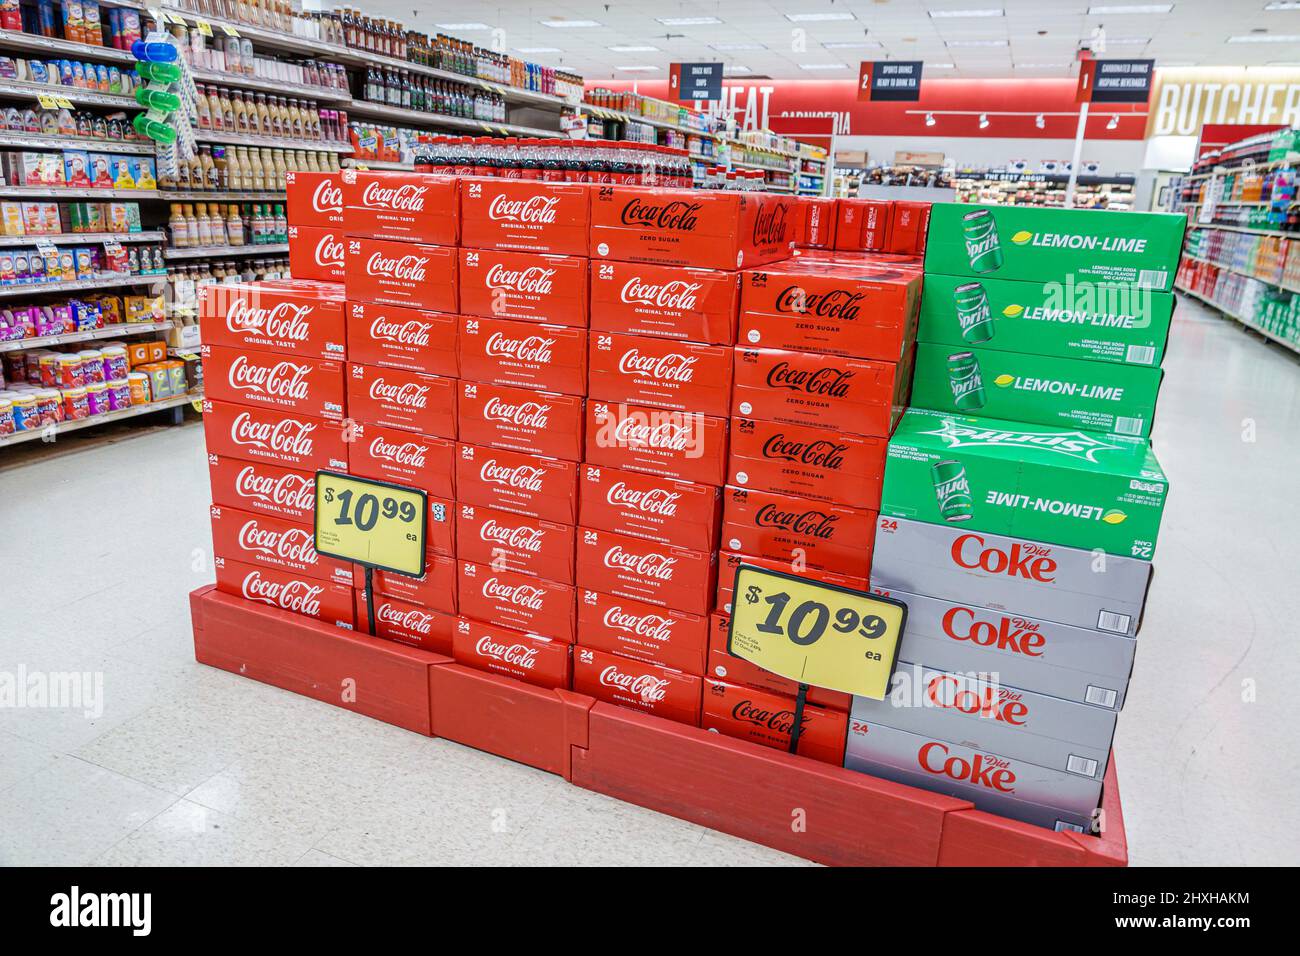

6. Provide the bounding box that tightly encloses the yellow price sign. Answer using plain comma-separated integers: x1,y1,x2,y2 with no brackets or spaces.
197,20,213,37
36,94,59,109
54,96,75,109
220,24,240,37
727,565,907,700
313,471,427,577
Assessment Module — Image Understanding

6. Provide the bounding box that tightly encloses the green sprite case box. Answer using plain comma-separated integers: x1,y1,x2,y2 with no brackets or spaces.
924,203,1186,290
910,342,1163,438
883,407,1168,559
918,272,1174,367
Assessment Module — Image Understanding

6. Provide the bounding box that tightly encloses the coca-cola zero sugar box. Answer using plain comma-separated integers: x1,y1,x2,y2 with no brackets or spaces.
207,454,316,526
349,423,455,499
885,201,930,255
202,399,348,472
458,379,583,461
453,617,572,689
714,551,869,618
211,504,351,585
456,502,575,583
287,224,345,282
458,561,576,643
215,556,354,628
578,588,707,674
722,485,875,579
344,236,458,312
346,301,457,377
728,416,888,510
589,260,740,345
589,332,733,417
346,363,457,438
579,464,720,551
286,169,344,227
199,280,346,360
458,315,588,396
834,199,891,252
800,196,838,249
456,442,578,523
459,248,589,327
576,526,715,616
706,611,849,710
201,344,345,420
702,678,847,765
460,178,590,256
358,591,455,653
341,169,459,244
573,646,702,725
357,554,457,616
585,400,727,487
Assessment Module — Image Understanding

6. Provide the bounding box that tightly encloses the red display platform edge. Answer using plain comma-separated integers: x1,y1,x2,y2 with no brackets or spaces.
190,585,1128,867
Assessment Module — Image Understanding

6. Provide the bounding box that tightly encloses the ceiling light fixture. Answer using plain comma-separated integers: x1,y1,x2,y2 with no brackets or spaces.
822,41,884,49
1086,4,1173,13
928,8,1005,17
1228,34,1300,42
711,43,766,51
608,45,660,52
1264,1,1300,9
515,47,561,53
979,113,990,128
616,65,661,72
786,13,857,22
435,22,492,31
657,17,723,25
541,19,602,28
724,65,752,74
799,62,850,70
1106,36,1152,44
946,38,1010,46
1016,62,1070,68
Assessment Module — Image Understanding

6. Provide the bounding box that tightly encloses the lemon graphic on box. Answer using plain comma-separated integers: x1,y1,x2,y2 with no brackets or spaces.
1011,230,1033,245
1102,509,1127,525
993,373,1015,388
1002,304,1024,317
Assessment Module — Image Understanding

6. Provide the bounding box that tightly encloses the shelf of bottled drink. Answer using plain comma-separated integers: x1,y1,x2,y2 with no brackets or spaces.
342,98,555,138
163,242,289,260
0,80,138,110
1176,283,1300,355
188,67,353,105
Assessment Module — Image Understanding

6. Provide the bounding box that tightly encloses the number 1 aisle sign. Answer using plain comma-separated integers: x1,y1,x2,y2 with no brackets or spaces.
314,471,427,577
727,565,907,700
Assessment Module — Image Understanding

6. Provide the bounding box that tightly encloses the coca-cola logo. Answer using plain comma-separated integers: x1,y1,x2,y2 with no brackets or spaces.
612,415,694,451
752,202,790,246
478,518,544,552
312,178,342,213
773,286,864,321
951,534,1057,582
941,606,1045,657
368,436,427,467
617,348,697,383
760,434,848,470
605,481,680,518
475,635,540,669
366,251,428,282
732,699,804,734
487,194,558,224
765,361,855,397
230,411,316,455
481,577,546,610
369,316,432,346
599,664,669,702
361,180,428,212
925,675,1028,726
236,519,317,564
369,377,430,409
315,233,344,267
377,602,434,634
619,277,701,311
602,545,675,580
754,503,838,539
233,465,314,510
619,197,701,232
228,355,311,401
240,569,323,615
225,298,313,341
483,397,550,429
603,606,674,641
484,263,555,294
919,742,1015,793
480,459,545,491
485,331,555,364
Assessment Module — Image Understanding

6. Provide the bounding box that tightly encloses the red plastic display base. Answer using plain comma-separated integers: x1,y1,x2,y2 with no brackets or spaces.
190,585,1128,867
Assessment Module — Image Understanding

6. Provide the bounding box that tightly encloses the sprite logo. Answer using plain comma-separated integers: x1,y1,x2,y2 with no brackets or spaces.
1011,231,1033,245
922,418,1125,463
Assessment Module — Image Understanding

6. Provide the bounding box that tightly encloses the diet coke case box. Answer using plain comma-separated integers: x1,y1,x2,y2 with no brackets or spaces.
287,224,345,282
358,592,456,653
579,464,720,551
706,612,850,711
578,588,708,674
586,400,728,487
349,423,456,499
458,315,588,396
589,332,733,417
589,259,740,345
573,646,702,725
589,186,795,271
346,363,457,438
721,486,875,579
346,301,457,377
732,346,912,437
207,454,316,525
215,556,355,628
459,248,589,327
576,526,715,616
358,553,457,615
874,587,1135,710
460,179,590,256
201,345,345,420
199,281,346,360
285,169,344,227
834,199,892,252
458,380,583,461
458,561,577,643
702,678,848,766
341,169,459,244
202,399,349,472
870,515,1151,636
728,416,888,510
210,504,351,585
714,551,868,617
344,237,458,312
456,442,578,523
456,502,576,583
453,617,572,690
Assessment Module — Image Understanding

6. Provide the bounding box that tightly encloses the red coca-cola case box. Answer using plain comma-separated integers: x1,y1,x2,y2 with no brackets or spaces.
456,502,576,583
886,200,930,255
578,464,720,552
706,612,850,711
344,236,458,312
728,417,887,510
835,199,892,252
732,346,911,437
202,399,349,472
346,363,457,438
573,646,702,726
589,259,739,345
215,555,355,628
801,197,838,249
589,331,733,417
341,169,459,244
721,485,876,579
452,617,572,689
460,178,590,256
286,169,344,228
739,264,921,362
702,678,848,765
199,280,346,360
348,423,455,499
346,301,457,377
357,591,456,653
578,589,707,674
576,526,715,616
458,315,588,396
458,380,583,461
288,224,345,282
458,561,576,643
210,504,351,585
207,454,316,525
355,553,457,616
458,247,589,327
201,344,345,421
589,187,795,271
714,551,868,618
456,443,578,524
585,400,727,487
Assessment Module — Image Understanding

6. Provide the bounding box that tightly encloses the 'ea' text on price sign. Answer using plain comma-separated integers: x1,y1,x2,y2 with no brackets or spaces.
313,471,427,577
727,565,907,700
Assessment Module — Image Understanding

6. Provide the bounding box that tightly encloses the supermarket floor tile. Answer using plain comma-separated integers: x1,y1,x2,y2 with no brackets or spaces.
1,295,1298,866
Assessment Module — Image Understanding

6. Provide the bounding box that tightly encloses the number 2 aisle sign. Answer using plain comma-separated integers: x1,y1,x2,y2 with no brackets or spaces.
314,471,427,577
728,565,907,699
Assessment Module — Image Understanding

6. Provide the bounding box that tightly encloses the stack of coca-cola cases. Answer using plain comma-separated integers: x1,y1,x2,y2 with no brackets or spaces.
199,168,927,768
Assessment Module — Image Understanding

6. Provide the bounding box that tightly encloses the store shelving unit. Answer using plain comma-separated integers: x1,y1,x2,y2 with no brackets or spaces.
164,242,288,259
0,230,164,247
0,274,163,300
1176,281,1300,356
954,171,1136,208
0,391,202,449
0,132,157,154
0,320,173,354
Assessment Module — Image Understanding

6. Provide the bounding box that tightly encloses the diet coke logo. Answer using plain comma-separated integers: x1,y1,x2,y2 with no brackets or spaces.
377,602,434,635
942,606,1045,657
368,436,427,468
485,331,555,364
241,569,323,616
487,194,559,224
369,316,432,346
619,198,701,232
366,251,428,282
619,278,701,311
603,606,674,641
774,286,864,320
312,178,342,213
480,459,545,491
475,635,540,669
479,518,545,552
482,577,546,610
228,355,311,401
606,481,680,518
617,348,697,383
599,664,669,703
236,519,317,564
925,674,1028,726
760,434,847,470
361,180,428,211
233,465,314,510
602,545,676,580
369,377,430,410
766,361,855,397
754,503,838,539
483,397,550,429
919,742,1016,793
230,411,315,455
484,263,555,295
225,298,313,341
952,534,1057,582
315,233,344,267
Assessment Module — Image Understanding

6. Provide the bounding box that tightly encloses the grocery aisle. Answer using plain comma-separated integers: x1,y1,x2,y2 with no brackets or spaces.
1,295,1296,866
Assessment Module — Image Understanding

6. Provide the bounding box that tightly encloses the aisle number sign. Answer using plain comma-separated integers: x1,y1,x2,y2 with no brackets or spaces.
313,471,427,577
727,565,906,700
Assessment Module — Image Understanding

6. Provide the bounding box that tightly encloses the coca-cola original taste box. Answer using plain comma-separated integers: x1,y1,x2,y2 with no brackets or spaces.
202,399,349,472
346,363,457,438
456,502,576,583
211,504,351,585
455,442,578,523
589,259,740,345
460,178,590,256
215,555,355,628
458,247,589,327
287,224,345,282
346,301,457,377
458,379,584,461
573,645,702,725
578,464,720,551
357,591,456,653
286,169,344,227
578,588,707,674
341,169,459,244
344,236,458,312
453,617,572,689
358,553,457,616
199,280,346,360
458,561,577,643
585,400,727,487
458,315,588,396
576,526,715,615
348,423,456,499
207,454,316,526
201,345,346,421
589,331,733,417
